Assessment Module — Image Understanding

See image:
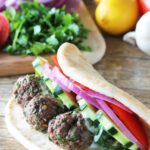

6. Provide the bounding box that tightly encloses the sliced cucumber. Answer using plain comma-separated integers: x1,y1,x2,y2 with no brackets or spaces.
43,77,62,94
44,77,77,109
94,125,104,143
78,99,138,150
96,110,138,150
32,57,48,77
78,99,96,121
58,93,77,109
33,57,77,109
91,129,128,150
43,77,54,93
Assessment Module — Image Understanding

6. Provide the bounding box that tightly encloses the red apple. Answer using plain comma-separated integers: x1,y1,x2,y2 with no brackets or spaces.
0,13,10,47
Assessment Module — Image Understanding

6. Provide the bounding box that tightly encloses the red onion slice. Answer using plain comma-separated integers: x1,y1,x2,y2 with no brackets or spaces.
86,90,132,113
76,91,100,110
5,0,19,9
0,0,6,11
54,0,67,8
66,0,80,12
42,64,71,92
49,66,132,113
39,0,56,7
3,0,80,13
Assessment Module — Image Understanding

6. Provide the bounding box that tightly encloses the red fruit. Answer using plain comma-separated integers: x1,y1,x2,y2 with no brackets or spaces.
138,0,150,14
0,13,10,47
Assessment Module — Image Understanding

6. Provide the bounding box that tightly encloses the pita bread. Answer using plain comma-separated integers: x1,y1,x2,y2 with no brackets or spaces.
57,42,150,148
5,42,150,150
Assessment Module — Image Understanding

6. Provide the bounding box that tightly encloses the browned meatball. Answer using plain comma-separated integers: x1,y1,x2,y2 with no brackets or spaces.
13,75,49,107
48,111,93,150
23,95,65,132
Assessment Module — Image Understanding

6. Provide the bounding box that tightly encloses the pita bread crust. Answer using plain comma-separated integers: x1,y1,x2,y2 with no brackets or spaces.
57,43,150,127
5,99,64,150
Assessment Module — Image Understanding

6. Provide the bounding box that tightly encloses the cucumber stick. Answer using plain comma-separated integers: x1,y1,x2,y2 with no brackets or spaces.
96,110,138,150
32,57,48,77
32,57,77,109
78,99,138,150
78,99,96,121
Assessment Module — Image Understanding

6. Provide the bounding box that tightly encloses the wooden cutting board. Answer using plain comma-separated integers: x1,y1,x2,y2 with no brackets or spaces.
0,1,104,77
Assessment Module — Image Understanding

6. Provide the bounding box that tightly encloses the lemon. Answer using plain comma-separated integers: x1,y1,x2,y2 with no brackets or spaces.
95,0,100,5
95,0,139,35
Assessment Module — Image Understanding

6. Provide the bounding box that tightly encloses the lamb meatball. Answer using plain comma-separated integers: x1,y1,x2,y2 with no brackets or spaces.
23,95,65,131
13,75,49,107
48,111,93,150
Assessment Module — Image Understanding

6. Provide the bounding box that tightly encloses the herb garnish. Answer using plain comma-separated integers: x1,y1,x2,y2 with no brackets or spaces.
4,2,91,55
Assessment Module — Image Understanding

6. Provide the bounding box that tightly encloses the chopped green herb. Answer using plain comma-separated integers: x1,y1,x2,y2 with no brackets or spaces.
33,25,41,35
93,129,128,150
4,2,91,55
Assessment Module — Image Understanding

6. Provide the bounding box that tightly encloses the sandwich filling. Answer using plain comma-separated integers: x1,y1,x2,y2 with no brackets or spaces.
30,56,148,150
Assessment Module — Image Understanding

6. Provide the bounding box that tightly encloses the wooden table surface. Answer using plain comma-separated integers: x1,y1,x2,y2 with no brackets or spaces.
1,1,150,150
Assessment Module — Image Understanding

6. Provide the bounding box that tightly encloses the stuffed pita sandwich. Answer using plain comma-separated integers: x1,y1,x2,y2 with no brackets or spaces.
5,43,150,150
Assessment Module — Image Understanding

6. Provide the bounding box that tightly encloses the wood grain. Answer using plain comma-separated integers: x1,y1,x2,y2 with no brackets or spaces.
0,0,150,150
0,53,52,76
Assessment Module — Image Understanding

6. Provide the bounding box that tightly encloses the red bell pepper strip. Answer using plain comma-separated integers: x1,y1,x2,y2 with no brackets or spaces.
51,55,59,66
109,103,148,150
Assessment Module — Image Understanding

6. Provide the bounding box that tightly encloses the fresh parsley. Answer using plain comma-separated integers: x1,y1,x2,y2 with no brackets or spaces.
4,2,91,55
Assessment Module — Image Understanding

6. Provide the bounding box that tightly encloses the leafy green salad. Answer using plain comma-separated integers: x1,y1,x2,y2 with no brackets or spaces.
4,2,90,55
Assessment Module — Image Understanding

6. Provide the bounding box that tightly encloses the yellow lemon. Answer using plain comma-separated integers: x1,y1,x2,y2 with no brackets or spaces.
95,0,100,5
95,0,139,35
